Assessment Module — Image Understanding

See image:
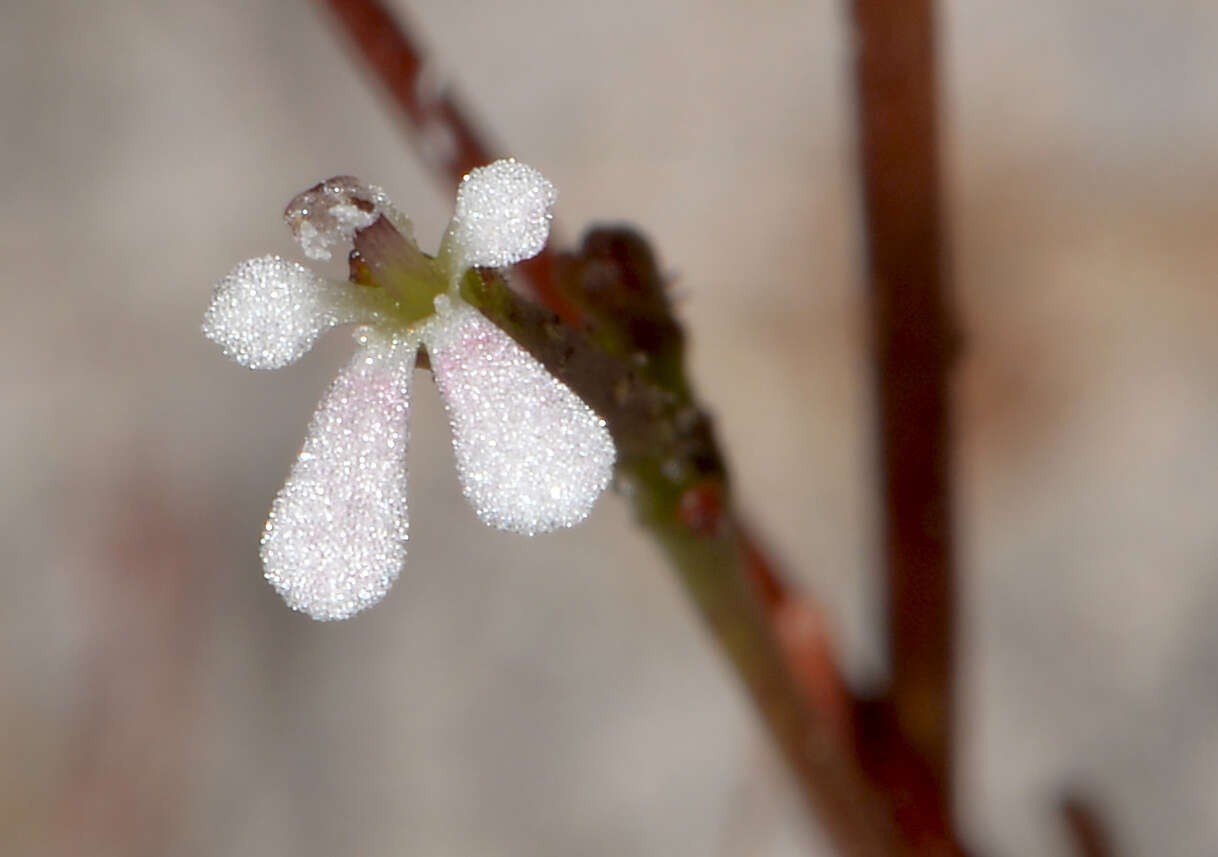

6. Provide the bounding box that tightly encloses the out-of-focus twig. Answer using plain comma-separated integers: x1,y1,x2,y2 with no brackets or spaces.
320,0,491,184
848,0,959,810
318,0,577,323
1060,792,1121,857
740,523,854,745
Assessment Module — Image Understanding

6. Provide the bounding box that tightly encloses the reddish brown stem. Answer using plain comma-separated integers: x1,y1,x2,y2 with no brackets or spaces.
849,0,959,803
740,523,854,745
318,0,578,323
320,0,491,183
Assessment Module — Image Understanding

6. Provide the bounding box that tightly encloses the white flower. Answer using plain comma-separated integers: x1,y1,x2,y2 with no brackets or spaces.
203,160,616,621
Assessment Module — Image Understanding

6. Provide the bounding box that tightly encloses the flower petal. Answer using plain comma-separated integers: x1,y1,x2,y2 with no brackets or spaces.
203,255,379,370
260,329,416,620
424,297,615,535
447,159,556,270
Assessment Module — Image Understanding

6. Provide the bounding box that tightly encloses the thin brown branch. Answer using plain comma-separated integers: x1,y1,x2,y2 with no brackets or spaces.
319,0,492,184
849,0,959,807
318,0,578,323
740,522,854,745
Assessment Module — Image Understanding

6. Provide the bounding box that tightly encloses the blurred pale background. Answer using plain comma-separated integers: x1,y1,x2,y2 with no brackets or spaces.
2,1,1217,856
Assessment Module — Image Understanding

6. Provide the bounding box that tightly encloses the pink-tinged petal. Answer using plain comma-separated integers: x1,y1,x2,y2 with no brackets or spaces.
260,329,416,620
424,298,615,535
203,255,379,370
447,159,556,271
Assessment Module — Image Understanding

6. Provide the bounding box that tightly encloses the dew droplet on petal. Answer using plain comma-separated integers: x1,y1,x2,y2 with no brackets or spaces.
260,329,417,620
283,176,393,261
449,159,556,270
202,255,379,370
424,299,615,535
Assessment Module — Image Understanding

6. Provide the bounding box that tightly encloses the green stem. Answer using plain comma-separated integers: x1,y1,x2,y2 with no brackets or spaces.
637,477,903,857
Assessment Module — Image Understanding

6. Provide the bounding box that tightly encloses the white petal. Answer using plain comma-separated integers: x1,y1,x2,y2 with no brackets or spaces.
203,255,377,370
424,297,615,535
260,329,416,620
448,159,556,270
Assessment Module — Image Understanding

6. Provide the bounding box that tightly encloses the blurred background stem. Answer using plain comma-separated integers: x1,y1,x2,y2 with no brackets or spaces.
847,0,964,853
849,0,958,794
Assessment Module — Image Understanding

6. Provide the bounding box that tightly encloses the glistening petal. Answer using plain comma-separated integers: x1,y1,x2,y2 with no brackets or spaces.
203,255,379,370
424,297,615,535
260,329,416,620
447,159,556,270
